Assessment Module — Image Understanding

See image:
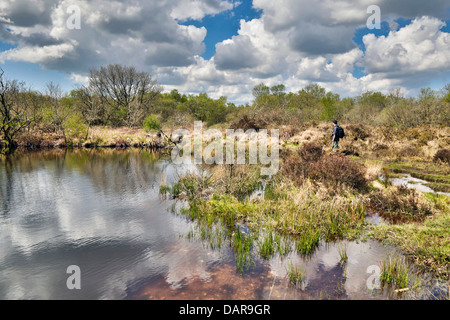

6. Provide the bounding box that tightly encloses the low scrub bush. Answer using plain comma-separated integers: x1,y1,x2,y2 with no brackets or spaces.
307,154,368,191
433,149,450,164
231,114,266,131
282,154,309,186
65,113,88,142
298,141,323,162
347,124,370,141
282,143,367,191
397,146,420,158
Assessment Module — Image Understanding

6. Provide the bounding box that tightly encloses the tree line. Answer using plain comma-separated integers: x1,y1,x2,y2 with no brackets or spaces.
244,82,449,127
1,64,449,153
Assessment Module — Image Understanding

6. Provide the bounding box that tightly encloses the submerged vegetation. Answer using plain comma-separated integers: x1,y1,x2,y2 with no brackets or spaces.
380,255,410,289
286,262,306,288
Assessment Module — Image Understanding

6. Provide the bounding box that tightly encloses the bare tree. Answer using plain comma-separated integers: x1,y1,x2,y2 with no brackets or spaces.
88,64,162,128
73,85,103,139
46,82,71,144
0,68,39,153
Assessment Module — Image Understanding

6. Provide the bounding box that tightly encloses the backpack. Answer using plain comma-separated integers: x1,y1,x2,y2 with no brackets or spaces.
337,126,345,139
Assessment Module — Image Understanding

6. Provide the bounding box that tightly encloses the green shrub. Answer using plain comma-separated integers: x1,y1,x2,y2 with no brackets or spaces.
143,115,161,132
65,113,88,141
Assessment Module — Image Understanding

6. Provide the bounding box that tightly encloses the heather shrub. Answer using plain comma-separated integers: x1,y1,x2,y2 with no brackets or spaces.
308,154,368,191
282,145,367,191
347,124,370,141
280,126,297,140
231,114,265,131
433,149,450,164
282,154,309,186
298,141,323,162
397,146,420,158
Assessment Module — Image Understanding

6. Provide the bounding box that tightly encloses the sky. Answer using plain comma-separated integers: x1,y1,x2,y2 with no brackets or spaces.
0,0,449,105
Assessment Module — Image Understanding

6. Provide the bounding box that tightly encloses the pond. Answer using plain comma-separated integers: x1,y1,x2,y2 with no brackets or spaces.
0,150,447,300
389,173,450,197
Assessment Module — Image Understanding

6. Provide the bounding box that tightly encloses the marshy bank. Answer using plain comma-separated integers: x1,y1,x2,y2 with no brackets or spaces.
13,126,173,151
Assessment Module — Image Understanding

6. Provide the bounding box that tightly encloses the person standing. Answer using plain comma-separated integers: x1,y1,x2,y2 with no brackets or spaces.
331,120,343,152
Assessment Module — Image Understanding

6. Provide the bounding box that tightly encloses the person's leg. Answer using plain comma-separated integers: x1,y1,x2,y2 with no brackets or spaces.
332,140,339,152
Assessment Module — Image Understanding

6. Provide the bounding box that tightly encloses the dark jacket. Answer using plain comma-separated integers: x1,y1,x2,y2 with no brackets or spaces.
332,125,340,141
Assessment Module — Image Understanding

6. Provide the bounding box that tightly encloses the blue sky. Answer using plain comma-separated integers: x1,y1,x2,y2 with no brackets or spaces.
180,1,262,60
0,0,449,103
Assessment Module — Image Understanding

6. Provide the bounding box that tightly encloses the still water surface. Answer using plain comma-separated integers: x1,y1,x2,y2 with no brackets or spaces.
0,150,446,300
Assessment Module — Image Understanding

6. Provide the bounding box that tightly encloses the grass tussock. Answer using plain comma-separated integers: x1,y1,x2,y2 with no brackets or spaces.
161,164,263,201
308,154,368,191
338,244,348,264
295,227,321,255
257,230,291,259
232,228,255,273
380,255,410,289
286,262,306,288
187,178,366,245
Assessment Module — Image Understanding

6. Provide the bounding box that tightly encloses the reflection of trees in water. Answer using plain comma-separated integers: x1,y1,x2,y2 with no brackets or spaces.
0,157,13,215
0,149,171,213
1,150,64,216
62,149,169,195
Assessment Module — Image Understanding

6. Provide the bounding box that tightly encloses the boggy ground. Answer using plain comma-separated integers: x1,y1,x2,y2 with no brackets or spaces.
159,122,449,287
